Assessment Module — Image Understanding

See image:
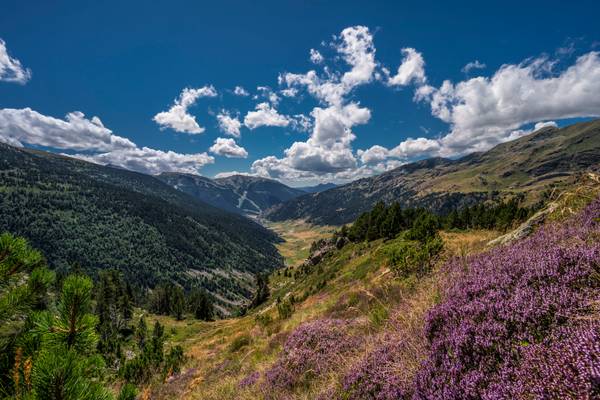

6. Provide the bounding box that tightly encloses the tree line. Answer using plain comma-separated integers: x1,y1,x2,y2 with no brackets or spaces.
338,199,535,244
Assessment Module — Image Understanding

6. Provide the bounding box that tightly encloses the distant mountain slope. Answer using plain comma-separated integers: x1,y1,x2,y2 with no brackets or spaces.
157,173,306,216
0,143,283,310
265,119,600,225
297,182,337,193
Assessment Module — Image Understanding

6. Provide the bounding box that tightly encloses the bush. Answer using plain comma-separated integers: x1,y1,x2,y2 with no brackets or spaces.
228,335,251,353
414,197,600,399
264,319,359,390
387,236,443,278
277,297,294,320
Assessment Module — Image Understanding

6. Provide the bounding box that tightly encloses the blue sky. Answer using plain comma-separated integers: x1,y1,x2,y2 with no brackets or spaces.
1,0,599,185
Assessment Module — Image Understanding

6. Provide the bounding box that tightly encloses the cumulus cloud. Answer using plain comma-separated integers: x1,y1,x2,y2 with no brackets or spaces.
280,25,376,106
0,108,135,151
209,137,248,158
368,51,600,168
415,51,600,155
256,86,281,105
0,107,214,175
153,86,217,134
251,102,370,177
76,148,214,175
358,137,441,164
233,86,250,96
387,48,426,86
0,39,31,84
251,26,378,182
461,60,486,74
216,111,242,137
310,48,324,64
280,87,298,98
243,102,290,129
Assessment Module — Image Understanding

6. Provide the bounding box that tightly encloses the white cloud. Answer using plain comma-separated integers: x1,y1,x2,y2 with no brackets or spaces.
216,111,242,138
251,26,378,182
358,137,441,164
0,108,135,151
290,114,312,132
0,107,214,175
280,87,298,97
243,102,290,129
280,25,376,106
461,60,486,74
357,145,388,164
153,86,217,134
310,48,324,64
77,148,214,175
387,48,426,86
0,39,31,84
251,102,370,177
415,51,600,155
209,137,248,158
257,86,280,105
233,86,250,96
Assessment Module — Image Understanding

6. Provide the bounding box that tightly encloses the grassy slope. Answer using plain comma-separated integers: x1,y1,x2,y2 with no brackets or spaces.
146,174,600,399
145,221,501,399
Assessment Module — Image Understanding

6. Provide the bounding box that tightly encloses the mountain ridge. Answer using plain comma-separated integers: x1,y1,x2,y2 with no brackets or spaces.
157,172,306,216
265,120,600,225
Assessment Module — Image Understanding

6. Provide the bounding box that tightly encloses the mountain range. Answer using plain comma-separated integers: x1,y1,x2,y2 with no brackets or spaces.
157,173,306,216
0,143,282,312
157,173,335,216
265,119,600,225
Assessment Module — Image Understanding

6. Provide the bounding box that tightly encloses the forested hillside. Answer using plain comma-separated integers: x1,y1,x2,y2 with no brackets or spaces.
0,143,282,309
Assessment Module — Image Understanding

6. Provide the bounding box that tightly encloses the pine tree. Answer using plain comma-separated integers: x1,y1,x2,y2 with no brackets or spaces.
0,233,54,397
31,275,112,399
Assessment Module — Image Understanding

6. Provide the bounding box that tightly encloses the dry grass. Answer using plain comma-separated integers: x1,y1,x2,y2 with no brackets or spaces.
148,223,503,399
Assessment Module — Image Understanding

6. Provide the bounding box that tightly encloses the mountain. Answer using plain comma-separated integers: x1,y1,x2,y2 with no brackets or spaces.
157,173,306,216
297,182,337,193
0,143,283,310
265,119,600,225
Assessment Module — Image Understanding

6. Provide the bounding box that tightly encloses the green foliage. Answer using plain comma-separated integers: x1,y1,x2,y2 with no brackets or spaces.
188,287,214,321
30,350,111,400
0,234,189,399
276,297,294,320
342,200,533,245
249,273,270,309
228,335,251,353
117,383,138,400
95,270,133,366
387,236,444,278
120,319,184,385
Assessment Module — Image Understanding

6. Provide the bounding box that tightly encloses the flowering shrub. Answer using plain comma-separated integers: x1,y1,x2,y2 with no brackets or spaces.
239,371,260,388
489,322,600,399
413,198,600,399
264,319,358,390
342,339,412,399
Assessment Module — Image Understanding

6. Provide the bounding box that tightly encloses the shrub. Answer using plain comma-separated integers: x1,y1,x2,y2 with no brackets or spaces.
277,298,294,320
264,319,359,390
228,334,251,353
413,197,600,399
343,340,412,400
387,236,443,278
